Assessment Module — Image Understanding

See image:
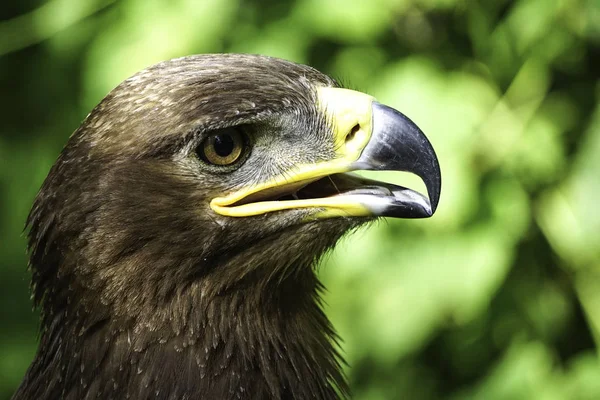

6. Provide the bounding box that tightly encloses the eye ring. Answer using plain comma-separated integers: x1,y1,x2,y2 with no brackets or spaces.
197,127,247,166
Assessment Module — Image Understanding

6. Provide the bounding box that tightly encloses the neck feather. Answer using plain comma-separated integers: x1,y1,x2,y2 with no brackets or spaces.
13,265,348,400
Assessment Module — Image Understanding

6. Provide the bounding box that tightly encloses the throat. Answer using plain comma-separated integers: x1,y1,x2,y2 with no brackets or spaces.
15,271,348,400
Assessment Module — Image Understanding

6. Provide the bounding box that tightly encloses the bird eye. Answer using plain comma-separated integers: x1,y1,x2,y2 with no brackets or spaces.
197,128,246,166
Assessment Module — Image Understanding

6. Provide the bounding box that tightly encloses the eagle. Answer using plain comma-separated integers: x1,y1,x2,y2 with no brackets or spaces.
13,54,440,400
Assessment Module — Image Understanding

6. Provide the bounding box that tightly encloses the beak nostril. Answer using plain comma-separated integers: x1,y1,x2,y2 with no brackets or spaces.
346,124,360,144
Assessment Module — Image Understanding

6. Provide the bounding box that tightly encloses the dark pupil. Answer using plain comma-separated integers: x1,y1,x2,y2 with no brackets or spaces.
213,134,234,157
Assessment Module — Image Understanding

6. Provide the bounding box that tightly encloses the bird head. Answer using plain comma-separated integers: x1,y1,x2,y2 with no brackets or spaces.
21,53,441,400
28,54,440,321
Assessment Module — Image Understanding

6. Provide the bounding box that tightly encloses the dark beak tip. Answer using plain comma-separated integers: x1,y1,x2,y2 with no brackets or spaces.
349,102,441,220
427,171,442,216
368,102,442,218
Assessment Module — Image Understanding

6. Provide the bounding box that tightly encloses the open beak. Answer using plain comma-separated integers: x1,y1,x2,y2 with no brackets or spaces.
210,88,441,219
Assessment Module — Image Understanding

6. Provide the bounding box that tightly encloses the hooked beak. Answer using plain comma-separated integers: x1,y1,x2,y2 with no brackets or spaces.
350,101,441,217
210,88,441,219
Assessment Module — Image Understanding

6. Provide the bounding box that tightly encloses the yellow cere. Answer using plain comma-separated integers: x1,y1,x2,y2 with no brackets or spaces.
317,87,374,160
210,87,375,217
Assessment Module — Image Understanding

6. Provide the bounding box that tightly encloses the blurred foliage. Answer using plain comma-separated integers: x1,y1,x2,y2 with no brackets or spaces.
1,0,599,398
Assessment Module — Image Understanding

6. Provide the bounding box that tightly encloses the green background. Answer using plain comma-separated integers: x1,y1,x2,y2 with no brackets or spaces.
1,0,599,398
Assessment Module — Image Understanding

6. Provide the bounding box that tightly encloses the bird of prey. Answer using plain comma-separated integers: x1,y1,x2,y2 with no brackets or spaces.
13,54,440,400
